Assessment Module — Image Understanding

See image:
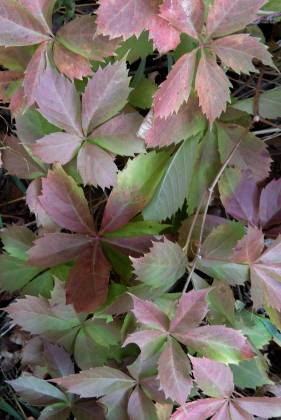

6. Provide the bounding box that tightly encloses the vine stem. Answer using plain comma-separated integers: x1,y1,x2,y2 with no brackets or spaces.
182,127,248,294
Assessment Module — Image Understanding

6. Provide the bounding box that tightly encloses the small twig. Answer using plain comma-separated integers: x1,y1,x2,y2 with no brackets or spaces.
0,196,25,208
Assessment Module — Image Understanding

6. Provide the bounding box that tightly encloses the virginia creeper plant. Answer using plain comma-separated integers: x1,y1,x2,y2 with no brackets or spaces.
1,0,281,419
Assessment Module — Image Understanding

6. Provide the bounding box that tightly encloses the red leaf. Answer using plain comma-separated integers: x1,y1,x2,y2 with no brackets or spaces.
0,70,23,101
169,289,210,335
82,61,131,135
147,14,180,54
31,132,81,165
0,0,50,46
66,243,111,313
190,357,234,398
129,294,169,332
39,164,96,234
77,143,117,189
171,399,225,420
212,34,274,75
232,227,264,264
153,51,196,119
195,51,231,123
28,233,93,267
160,0,204,39
35,63,83,136
103,235,154,257
24,41,47,106
206,0,267,38
53,42,92,81
158,339,192,405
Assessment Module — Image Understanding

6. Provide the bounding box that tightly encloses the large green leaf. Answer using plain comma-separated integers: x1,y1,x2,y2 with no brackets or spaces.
232,87,281,120
231,358,273,389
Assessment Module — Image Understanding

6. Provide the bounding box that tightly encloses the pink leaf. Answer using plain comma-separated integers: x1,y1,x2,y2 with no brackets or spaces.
28,233,93,267
171,399,225,420
43,342,74,377
123,330,166,351
24,41,47,107
82,61,131,135
251,264,281,311
31,132,81,165
259,179,281,230
57,15,120,61
206,0,267,38
160,0,204,39
0,0,50,46
53,42,92,81
147,14,180,54
26,178,57,231
39,164,95,234
127,386,158,420
236,397,281,417
228,402,254,420
35,63,83,136
66,243,111,313
169,289,210,335
19,0,56,34
177,325,254,363
232,227,264,264
218,168,260,225
212,34,274,75
77,143,117,189
153,51,196,119
141,98,203,148
190,356,234,398
129,294,169,332
195,52,231,123
158,338,192,405
90,112,144,156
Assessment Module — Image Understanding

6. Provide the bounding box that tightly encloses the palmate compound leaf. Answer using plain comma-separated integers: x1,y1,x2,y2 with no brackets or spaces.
96,0,180,54
0,0,50,47
130,238,187,291
126,291,254,364
206,0,267,38
172,357,281,419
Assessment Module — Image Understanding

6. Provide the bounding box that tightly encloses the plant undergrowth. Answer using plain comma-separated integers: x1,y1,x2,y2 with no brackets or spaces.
1,0,281,419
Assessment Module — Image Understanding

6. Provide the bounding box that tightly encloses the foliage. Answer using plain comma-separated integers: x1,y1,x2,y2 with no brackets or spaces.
0,0,281,419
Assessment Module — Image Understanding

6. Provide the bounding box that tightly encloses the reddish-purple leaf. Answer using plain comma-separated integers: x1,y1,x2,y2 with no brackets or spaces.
206,0,267,38
127,386,158,420
57,15,120,61
153,51,196,119
235,397,281,417
160,0,204,39
129,294,169,332
190,357,234,398
196,52,231,123
176,325,254,363
20,0,56,33
212,34,274,75
9,85,27,116
31,132,81,165
39,164,96,234
171,399,225,420
0,70,23,101
232,227,264,264
141,98,203,148
147,14,180,54
28,233,93,267
82,61,131,135
0,0,50,46
24,41,47,107
103,235,154,257
66,243,111,313
90,112,144,156
169,289,210,335
26,178,57,231
53,42,93,81
158,339,192,405
35,63,83,136
2,135,44,179
218,168,260,225
259,179,281,230
44,342,74,377
228,402,254,420
251,263,281,311
77,143,117,188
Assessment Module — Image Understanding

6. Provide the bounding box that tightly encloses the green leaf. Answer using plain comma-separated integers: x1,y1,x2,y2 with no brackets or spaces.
0,255,42,292
116,31,153,64
22,269,54,298
231,358,273,389
104,221,169,238
262,0,281,11
143,136,200,221
172,33,198,61
0,225,35,261
16,108,60,144
232,87,281,119
129,77,157,109
235,310,272,350
103,245,133,281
